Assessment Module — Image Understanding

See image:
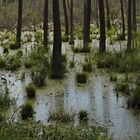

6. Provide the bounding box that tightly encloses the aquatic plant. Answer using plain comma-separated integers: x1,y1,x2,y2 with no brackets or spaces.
127,86,140,109
48,109,73,123
79,110,88,122
21,102,34,120
115,82,129,94
76,73,87,83
26,84,36,99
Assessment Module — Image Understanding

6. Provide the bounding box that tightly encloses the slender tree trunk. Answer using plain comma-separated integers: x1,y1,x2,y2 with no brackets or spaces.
83,0,91,48
99,0,106,53
132,0,136,32
52,0,62,78
105,0,111,30
69,0,74,45
16,0,23,48
95,0,99,27
127,0,132,52
132,0,136,48
43,0,49,48
63,0,69,36
120,0,125,38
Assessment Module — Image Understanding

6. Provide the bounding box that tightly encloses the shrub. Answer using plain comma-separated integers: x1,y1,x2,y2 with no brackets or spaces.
48,109,73,123
26,84,36,99
79,110,88,122
21,102,34,120
76,73,87,83
127,86,140,109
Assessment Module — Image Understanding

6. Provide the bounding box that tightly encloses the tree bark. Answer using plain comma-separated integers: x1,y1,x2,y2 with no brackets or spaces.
69,0,74,45
16,0,23,48
63,0,69,36
120,0,125,37
99,0,106,53
52,0,62,78
43,0,49,48
105,0,111,30
83,0,91,48
127,0,132,52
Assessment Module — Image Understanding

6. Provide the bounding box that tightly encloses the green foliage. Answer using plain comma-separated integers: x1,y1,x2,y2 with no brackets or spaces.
0,121,109,140
0,57,6,69
127,86,140,109
76,73,87,83
9,43,19,50
24,46,49,86
83,57,92,72
7,55,21,70
62,35,69,42
50,55,67,79
0,85,11,109
21,102,34,120
69,61,75,68
109,73,117,81
79,110,88,122
96,50,140,73
26,84,36,99
73,46,91,53
115,82,129,94
34,31,42,43
48,109,73,123
31,64,47,87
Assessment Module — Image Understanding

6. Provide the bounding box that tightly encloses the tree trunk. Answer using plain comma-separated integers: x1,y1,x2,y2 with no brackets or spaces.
132,0,136,32
43,0,49,48
99,0,106,53
120,0,125,38
105,0,111,30
127,0,132,52
69,0,74,45
63,0,69,36
52,0,62,78
83,0,91,48
95,0,99,27
16,0,23,48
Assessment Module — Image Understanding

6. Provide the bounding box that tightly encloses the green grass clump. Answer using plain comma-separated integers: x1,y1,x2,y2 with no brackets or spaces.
0,85,11,109
79,110,88,122
0,57,6,69
69,61,75,68
48,109,72,123
0,121,109,140
115,82,129,94
83,63,92,72
21,102,34,120
26,84,36,99
62,35,69,42
76,73,87,83
109,73,118,81
9,43,19,50
7,55,21,70
31,65,47,87
127,86,140,109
